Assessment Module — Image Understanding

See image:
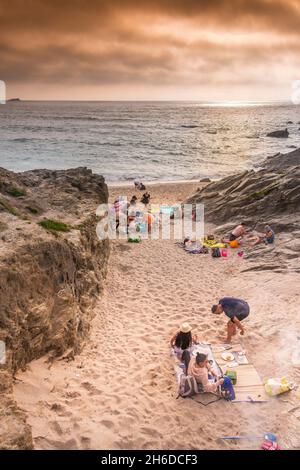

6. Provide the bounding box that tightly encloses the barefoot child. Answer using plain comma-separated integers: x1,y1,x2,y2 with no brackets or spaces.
211,297,250,343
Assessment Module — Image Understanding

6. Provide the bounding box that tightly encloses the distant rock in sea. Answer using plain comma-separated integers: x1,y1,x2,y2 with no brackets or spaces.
181,124,199,128
199,177,211,183
267,128,289,138
7,98,21,102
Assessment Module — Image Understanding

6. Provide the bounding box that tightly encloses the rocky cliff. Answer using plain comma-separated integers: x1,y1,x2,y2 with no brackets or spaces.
186,147,300,273
0,167,109,449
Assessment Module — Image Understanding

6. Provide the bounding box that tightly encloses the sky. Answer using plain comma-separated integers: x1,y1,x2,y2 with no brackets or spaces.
0,0,300,101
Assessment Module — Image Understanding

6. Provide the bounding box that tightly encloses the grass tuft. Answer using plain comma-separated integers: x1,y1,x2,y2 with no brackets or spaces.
38,219,71,232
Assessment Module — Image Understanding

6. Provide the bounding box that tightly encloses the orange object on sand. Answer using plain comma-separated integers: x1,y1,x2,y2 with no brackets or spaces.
229,239,239,248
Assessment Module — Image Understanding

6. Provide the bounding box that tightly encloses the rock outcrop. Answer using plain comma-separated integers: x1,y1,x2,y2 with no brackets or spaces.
186,147,300,273
266,128,289,138
0,167,109,449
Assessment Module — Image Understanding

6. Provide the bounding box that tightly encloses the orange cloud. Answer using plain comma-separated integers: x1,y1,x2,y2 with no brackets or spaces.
0,0,299,99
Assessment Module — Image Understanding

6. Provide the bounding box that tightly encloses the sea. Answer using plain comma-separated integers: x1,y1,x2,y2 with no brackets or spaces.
0,101,299,184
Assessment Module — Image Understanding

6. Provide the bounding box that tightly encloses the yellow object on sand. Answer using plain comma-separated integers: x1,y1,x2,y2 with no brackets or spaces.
203,242,226,248
264,377,294,396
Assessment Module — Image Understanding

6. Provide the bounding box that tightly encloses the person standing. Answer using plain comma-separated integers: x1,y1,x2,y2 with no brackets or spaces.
211,297,250,343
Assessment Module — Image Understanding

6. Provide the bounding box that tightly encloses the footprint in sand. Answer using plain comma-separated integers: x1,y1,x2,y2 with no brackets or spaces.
81,382,103,395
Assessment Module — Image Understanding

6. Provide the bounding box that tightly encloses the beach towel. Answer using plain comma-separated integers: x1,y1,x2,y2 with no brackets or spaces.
203,242,226,248
212,344,269,403
185,247,209,254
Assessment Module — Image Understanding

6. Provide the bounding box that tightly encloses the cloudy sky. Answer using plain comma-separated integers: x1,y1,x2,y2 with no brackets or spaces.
0,0,300,100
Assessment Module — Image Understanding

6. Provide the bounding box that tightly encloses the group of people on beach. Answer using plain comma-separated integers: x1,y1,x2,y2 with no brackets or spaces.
228,222,275,247
170,221,275,395
171,297,250,395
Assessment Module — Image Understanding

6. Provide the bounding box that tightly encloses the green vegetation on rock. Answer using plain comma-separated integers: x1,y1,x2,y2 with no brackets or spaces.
0,197,19,216
38,219,71,232
7,187,26,198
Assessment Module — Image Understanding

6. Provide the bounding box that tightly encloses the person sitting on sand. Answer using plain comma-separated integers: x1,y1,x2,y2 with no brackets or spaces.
253,224,275,246
141,192,151,205
188,353,224,393
229,222,248,241
134,180,146,190
211,297,250,344
170,323,198,373
130,195,137,206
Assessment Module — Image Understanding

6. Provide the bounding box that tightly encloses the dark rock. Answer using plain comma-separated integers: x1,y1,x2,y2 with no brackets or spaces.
287,121,293,124
186,147,300,231
267,128,289,138
199,178,211,183
181,125,199,128
263,146,300,171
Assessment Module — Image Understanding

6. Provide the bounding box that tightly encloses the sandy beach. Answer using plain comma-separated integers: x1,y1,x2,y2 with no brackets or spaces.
13,181,300,450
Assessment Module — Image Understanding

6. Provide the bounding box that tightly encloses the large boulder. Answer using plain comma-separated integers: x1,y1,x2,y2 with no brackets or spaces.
267,128,289,138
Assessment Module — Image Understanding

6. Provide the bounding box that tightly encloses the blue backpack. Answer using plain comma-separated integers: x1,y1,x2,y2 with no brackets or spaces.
221,375,236,401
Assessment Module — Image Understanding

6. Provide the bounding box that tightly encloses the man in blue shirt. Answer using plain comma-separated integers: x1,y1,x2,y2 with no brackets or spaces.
211,297,250,343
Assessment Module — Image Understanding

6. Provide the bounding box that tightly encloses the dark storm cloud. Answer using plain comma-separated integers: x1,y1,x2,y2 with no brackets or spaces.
0,0,299,93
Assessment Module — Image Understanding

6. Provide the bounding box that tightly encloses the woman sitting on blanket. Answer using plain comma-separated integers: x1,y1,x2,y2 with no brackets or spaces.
170,323,198,373
188,352,224,393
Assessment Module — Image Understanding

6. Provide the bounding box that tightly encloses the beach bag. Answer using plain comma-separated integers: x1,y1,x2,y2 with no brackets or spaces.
128,235,141,243
178,375,203,397
264,377,294,396
221,375,235,401
221,248,228,257
211,247,221,258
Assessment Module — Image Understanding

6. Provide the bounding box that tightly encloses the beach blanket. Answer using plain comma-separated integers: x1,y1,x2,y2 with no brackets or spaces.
212,344,268,403
173,343,268,403
175,242,209,254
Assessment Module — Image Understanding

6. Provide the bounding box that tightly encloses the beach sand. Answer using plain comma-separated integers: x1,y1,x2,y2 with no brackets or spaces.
14,181,300,450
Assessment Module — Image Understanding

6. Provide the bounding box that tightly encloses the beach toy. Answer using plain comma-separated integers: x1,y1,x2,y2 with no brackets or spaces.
221,248,228,257
261,434,281,450
237,250,244,257
229,239,239,248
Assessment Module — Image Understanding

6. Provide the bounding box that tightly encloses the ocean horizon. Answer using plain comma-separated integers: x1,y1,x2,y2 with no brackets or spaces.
1,100,299,183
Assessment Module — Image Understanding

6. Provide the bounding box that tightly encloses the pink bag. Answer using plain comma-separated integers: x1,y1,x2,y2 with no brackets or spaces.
221,248,228,257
